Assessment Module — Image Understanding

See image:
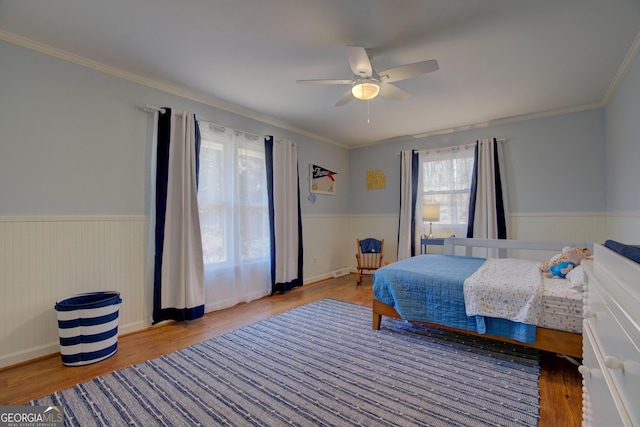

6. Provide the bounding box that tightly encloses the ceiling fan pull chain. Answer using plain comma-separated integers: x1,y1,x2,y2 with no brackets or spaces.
367,100,371,124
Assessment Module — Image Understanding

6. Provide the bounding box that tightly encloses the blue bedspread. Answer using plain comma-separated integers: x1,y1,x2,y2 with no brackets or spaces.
372,254,537,343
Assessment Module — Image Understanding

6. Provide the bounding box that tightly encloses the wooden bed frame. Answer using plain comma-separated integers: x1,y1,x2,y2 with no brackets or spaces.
371,238,592,358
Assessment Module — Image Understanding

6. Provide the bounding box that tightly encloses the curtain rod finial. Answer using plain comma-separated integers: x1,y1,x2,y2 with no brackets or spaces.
143,105,166,114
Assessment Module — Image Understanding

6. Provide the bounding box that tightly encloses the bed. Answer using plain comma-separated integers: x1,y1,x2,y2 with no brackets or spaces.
372,238,592,358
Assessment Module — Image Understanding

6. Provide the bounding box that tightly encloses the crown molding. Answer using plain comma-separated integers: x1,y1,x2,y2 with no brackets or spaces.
3,27,638,150
0,29,345,148
352,29,640,148
602,30,640,105
410,102,603,140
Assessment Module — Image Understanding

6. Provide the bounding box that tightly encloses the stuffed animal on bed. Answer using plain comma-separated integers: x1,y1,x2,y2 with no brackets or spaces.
539,246,591,272
547,261,576,278
542,246,590,278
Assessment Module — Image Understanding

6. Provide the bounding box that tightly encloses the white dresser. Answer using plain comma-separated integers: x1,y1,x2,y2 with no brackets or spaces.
580,244,640,427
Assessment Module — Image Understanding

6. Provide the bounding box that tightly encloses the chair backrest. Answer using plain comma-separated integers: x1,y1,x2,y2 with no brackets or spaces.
357,238,384,269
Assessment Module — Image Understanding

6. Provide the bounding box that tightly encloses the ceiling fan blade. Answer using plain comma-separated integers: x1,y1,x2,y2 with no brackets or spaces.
334,90,353,107
379,83,411,101
346,46,373,78
296,79,352,85
379,59,439,83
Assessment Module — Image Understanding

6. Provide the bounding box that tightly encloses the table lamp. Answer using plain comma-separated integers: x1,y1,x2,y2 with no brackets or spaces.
422,204,440,239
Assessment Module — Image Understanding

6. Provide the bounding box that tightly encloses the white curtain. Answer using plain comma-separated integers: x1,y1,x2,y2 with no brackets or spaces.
266,136,303,293
198,123,270,312
152,109,205,323
397,150,417,260
467,138,508,257
467,138,508,239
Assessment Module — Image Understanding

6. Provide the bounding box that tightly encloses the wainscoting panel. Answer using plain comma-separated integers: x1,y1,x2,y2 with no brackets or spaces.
0,216,147,368
302,215,352,284
606,212,640,243
1,211,622,368
347,214,399,267
509,212,606,243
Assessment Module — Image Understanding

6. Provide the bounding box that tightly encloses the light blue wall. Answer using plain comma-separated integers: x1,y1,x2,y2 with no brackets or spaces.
2,37,626,220
297,140,350,215
605,51,640,212
1,41,147,215
349,108,606,215
0,40,348,216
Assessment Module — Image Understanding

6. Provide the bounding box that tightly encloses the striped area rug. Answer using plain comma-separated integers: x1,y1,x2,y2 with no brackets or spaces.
30,298,541,426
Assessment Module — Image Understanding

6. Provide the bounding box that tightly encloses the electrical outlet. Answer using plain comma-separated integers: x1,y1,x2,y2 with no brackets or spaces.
313,257,317,265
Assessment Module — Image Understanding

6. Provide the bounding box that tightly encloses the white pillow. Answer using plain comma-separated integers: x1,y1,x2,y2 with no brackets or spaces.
566,265,586,291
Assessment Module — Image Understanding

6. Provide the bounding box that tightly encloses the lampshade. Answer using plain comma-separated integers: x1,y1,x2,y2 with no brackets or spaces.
422,204,440,222
352,82,380,100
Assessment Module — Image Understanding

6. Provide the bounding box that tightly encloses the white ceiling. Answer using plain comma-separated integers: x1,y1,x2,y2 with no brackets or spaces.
1,0,639,148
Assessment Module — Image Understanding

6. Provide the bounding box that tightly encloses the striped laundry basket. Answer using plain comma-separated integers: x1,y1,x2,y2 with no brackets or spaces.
55,291,122,366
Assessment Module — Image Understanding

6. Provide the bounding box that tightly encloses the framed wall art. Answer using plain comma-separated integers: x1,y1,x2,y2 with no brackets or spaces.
367,168,386,190
310,164,336,195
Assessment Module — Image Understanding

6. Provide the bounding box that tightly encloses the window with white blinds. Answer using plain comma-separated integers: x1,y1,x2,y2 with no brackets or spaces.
418,145,475,226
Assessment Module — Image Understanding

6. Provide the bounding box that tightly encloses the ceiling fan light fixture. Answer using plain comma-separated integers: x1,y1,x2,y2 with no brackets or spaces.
352,81,380,100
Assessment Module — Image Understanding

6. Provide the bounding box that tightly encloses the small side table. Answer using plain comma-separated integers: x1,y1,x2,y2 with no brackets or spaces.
420,236,444,254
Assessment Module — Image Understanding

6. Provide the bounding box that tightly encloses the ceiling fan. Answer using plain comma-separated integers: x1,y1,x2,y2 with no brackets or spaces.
296,46,439,106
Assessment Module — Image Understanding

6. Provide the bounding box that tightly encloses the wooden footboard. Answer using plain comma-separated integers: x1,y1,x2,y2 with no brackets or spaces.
372,299,582,358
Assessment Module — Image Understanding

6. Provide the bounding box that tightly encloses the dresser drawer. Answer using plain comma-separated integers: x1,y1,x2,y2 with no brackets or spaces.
584,278,635,359
581,324,631,427
583,262,640,426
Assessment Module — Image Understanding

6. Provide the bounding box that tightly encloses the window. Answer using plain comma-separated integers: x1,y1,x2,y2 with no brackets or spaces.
197,123,269,268
419,145,475,225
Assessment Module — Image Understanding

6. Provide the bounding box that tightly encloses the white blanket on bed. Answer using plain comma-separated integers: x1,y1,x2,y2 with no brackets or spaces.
463,258,543,325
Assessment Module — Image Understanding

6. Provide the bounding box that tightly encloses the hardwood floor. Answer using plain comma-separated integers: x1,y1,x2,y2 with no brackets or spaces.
0,274,582,426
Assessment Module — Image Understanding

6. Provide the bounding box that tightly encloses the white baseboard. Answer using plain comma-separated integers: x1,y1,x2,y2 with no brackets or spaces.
0,342,59,369
119,320,147,335
0,320,147,369
304,272,335,285
332,267,350,278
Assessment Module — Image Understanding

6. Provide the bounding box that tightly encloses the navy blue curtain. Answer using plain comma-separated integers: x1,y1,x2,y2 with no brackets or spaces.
265,136,303,294
467,142,479,238
153,109,204,323
153,109,171,323
409,150,419,256
397,150,420,260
